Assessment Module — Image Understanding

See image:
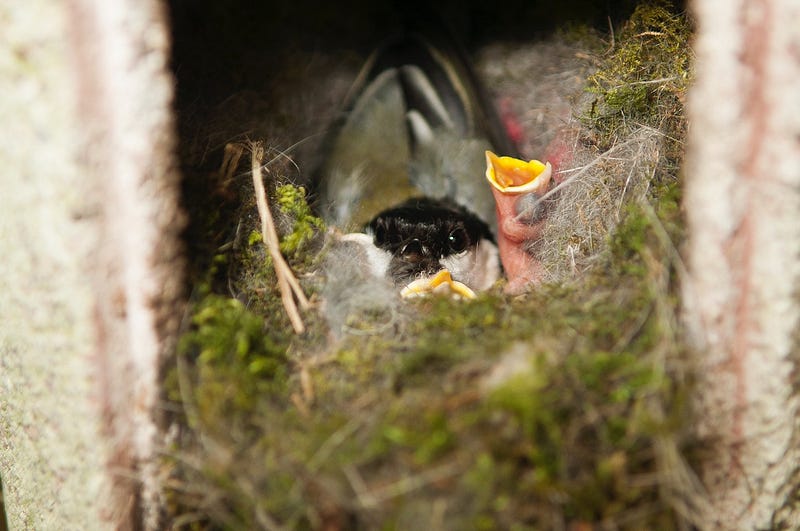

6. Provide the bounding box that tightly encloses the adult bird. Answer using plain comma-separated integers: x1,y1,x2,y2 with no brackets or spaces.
314,26,549,297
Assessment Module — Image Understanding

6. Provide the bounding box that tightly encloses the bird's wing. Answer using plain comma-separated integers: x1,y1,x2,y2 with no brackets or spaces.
315,31,516,234
316,68,418,230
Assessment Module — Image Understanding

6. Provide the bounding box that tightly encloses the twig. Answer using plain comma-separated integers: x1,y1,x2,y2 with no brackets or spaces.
636,31,666,38
611,76,680,89
250,142,310,333
607,16,616,53
220,142,245,185
344,460,464,508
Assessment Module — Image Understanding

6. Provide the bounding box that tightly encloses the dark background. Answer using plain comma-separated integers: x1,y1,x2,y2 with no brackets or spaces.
167,0,652,106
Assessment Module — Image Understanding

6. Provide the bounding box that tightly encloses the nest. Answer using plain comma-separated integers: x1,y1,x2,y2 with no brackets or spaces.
165,3,701,529
537,125,664,280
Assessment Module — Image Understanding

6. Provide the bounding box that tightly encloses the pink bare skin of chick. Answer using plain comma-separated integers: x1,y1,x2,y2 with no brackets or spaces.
486,136,573,294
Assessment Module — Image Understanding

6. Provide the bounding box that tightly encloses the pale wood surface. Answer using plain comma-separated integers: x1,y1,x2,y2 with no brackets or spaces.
684,0,800,528
0,0,182,528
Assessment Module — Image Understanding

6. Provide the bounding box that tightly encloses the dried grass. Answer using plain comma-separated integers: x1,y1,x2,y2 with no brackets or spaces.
248,142,309,333
538,125,663,281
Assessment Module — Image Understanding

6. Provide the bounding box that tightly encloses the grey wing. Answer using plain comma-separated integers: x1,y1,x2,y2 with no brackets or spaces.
316,68,418,230
394,36,511,234
315,32,514,234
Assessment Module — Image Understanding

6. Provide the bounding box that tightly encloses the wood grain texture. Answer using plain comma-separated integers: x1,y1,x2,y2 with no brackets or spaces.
0,0,183,528
684,0,800,528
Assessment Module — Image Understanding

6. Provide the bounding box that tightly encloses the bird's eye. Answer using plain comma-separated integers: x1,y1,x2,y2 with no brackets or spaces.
448,228,468,252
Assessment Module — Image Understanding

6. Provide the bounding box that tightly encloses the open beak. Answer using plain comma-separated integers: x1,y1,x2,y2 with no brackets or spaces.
485,150,553,293
401,269,477,300
485,151,552,194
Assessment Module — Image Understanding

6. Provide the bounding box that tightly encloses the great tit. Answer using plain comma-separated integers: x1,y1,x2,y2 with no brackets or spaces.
314,30,517,297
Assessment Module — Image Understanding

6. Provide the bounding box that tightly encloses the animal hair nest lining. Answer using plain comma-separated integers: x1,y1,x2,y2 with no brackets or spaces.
536,126,662,281
476,39,666,284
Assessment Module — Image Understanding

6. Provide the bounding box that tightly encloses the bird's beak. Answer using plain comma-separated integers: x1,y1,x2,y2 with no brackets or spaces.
485,150,552,194
401,269,477,299
484,151,553,293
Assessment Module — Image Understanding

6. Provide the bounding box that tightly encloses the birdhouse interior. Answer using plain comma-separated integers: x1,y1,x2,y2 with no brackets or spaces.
164,0,696,528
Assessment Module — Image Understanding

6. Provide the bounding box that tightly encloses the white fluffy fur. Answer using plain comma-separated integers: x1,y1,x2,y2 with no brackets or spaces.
441,238,500,291
338,232,392,278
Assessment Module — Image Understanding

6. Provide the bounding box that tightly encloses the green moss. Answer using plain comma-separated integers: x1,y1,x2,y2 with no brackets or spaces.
166,177,689,530
369,409,456,466
246,230,262,246
586,2,692,147
275,184,326,260
395,294,515,378
174,293,290,427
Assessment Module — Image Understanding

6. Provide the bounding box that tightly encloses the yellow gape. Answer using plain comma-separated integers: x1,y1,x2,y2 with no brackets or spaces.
485,150,552,194
400,269,477,300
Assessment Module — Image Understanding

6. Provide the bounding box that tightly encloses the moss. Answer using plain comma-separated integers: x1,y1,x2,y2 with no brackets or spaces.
168,227,689,527
173,292,291,430
167,174,689,531
585,1,692,148
246,230,263,247
394,294,515,379
275,183,326,261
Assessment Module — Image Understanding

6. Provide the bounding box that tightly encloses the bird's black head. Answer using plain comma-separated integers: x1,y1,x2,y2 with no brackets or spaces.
367,197,494,284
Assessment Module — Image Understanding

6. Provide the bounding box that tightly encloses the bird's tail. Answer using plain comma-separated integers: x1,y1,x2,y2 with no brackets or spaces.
314,25,515,232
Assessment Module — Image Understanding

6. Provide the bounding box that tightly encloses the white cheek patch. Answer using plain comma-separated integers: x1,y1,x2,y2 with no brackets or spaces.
337,232,500,295
441,239,500,292
339,232,392,278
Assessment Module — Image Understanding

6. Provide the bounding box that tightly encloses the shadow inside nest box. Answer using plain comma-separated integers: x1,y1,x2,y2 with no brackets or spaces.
167,0,651,271
167,0,649,102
